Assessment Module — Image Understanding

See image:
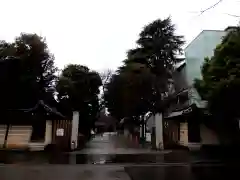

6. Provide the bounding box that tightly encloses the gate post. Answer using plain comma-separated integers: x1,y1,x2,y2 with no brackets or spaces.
71,111,79,150
155,113,164,150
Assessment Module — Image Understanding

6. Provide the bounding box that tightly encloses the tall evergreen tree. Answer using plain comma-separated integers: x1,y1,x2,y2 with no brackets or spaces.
105,17,184,122
57,64,102,136
0,33,57,110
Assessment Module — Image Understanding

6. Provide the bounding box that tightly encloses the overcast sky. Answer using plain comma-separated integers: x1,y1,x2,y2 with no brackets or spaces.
0,0,239,72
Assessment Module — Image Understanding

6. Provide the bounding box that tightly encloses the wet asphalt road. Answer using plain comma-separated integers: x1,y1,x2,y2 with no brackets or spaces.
0,133,238,180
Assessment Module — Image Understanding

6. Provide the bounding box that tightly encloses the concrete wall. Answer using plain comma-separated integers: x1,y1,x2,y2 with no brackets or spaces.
0,125,6,147
7,126,32,148
200,124,220,145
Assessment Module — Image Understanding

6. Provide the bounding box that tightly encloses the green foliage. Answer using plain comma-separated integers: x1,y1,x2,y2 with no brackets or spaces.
195,27,240,115
0,33,103,135
194,27,240,143
57,64,102,135
105,63,155,120
127,17,184,96
105,17,184,122
0,33,57,110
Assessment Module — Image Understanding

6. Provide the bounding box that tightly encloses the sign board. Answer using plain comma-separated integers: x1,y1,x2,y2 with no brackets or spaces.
56,128,64,136
146,132,151,142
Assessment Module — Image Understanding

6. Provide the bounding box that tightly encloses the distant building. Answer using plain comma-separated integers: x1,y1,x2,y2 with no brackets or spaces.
95,109,117,133
185,30,226,85
161,28,235,149
0,100,78,151
184,29,226,107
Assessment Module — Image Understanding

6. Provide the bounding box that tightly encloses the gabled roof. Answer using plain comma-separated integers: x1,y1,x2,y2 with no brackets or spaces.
9,100,65,118
38,100,65,118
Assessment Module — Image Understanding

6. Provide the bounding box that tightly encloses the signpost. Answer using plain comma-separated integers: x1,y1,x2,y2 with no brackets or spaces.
56,128,64,136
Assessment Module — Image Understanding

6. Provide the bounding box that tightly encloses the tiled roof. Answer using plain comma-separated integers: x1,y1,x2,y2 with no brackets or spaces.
10,100,65,118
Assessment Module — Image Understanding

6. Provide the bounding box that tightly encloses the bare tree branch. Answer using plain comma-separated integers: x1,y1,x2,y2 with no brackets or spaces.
100,69,113,92
100,69,113,108
199,0,223,15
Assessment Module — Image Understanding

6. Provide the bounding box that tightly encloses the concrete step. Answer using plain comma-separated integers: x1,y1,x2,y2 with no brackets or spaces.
29,143,45,151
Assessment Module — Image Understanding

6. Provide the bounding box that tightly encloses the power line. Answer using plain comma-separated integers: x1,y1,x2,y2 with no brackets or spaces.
225,13,240,18
199,0,223,15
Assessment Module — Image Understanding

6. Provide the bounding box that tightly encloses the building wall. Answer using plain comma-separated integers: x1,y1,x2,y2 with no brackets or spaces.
184,30,226,107
178,122,220,147
0,120,71,150
172,64,188,91
200,124,220,145
0,125,6,147
185,30,226,86
7,126,32,148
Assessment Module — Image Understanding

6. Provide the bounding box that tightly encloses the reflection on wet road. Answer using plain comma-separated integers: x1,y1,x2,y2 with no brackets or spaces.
0,133,238,180
0,134,220,165
0,134,171,164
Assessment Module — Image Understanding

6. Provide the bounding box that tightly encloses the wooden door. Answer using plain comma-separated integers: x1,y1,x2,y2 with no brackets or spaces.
52,120,72,150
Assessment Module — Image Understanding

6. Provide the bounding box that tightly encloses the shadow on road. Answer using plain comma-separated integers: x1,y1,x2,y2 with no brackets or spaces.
125,163,240,180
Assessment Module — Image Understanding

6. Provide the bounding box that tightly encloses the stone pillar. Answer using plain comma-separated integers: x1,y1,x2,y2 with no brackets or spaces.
179,122,188,146
155,113,164,150
151,127,156,149
124,128,129,137
44,120,52,145
71,111,79,149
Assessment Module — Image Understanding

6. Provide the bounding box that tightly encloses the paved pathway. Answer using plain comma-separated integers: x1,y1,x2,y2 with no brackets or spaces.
0,133,230,180
0,164,131,180
76,133,170,155
0,133,158,180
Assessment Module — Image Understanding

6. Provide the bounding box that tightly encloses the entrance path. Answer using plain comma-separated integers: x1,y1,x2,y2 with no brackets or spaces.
75,133,171,155
1,133,227,180
0,164,132,180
